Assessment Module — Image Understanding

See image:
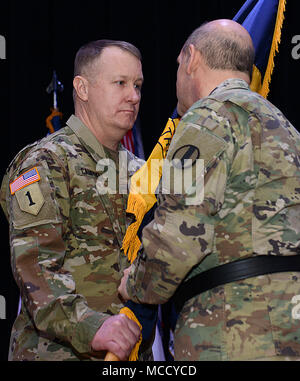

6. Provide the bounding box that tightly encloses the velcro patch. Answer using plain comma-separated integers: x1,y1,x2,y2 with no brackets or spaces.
15,182,45,216
168,123,227,171
10,167,40,194
10,162,62,230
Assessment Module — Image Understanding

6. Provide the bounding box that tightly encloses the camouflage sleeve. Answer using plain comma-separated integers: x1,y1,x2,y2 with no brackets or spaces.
5,149,107,355
126,106,235,304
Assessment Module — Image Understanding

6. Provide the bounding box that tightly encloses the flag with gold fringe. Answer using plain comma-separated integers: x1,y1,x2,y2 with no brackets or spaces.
104,112,179,361
122,114,179,264
233,0,286,98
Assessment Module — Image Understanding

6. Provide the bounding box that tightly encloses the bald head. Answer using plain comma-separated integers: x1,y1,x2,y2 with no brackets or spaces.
182,19,255,79
204,19,253,43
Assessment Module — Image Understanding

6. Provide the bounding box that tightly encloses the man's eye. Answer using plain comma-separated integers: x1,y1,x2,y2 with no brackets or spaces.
116,80,125,85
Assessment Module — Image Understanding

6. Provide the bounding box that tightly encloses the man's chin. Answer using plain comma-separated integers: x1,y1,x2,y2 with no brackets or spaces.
121,123,134,132
119,119,136,131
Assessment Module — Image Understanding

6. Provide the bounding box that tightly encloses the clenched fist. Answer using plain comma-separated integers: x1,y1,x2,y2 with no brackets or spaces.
91,313,140,360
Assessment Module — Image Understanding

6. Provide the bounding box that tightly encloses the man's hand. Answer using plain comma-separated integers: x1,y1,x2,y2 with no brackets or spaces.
118,266,131,301
91,314,141,360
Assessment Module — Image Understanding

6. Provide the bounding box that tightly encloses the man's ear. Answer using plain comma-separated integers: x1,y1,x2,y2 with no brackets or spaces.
186,44,201,75
73,76,89,101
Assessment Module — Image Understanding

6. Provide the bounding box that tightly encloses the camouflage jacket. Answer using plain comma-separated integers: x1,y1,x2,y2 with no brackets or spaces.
0,115,151,361
127,79,300,360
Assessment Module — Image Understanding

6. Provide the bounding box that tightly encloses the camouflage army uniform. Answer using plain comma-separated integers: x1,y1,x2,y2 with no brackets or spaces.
0,115,153,361
127,79,300,361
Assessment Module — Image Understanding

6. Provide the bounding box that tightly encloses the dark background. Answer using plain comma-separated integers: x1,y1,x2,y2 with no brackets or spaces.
0,0,299,362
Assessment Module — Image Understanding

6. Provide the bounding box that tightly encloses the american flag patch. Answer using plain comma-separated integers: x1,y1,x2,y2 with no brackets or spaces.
10,167,40,195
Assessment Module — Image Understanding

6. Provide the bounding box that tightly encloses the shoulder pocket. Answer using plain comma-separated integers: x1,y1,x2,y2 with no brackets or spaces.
168,122,227,171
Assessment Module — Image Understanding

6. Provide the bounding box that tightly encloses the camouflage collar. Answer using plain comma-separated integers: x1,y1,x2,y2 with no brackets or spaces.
209,78,250,96
188,78,251,113
66,115,110,162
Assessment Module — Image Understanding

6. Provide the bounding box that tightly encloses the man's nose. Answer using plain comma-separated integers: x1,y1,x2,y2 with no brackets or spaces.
127,85,141,104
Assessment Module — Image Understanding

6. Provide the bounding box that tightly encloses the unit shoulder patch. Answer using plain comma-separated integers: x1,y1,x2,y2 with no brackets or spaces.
167,123,227,171
15,182,44,216
9,162,62,229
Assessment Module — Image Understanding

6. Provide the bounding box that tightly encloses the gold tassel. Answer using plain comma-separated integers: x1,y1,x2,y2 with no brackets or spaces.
120,307,142,361
260,0,286,98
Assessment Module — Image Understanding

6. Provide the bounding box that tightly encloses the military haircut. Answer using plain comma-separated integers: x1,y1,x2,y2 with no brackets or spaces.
73,39,142,101
74,39,142,77
182,22,255,79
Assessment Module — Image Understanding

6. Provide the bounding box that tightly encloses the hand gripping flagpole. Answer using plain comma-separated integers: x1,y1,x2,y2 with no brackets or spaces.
46,70,64,133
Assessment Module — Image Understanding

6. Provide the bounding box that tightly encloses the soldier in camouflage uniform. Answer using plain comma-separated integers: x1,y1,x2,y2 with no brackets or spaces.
0,40,152,361
119,20,300,360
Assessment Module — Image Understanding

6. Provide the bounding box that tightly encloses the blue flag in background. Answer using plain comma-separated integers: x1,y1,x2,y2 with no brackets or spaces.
233,0,286,98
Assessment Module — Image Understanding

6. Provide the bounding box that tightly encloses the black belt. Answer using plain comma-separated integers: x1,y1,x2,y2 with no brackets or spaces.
172,254,300,314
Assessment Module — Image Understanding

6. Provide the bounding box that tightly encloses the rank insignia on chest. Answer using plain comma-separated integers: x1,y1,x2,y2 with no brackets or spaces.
10,167,45,215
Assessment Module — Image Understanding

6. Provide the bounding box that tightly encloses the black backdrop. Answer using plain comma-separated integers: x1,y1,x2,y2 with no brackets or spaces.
0,0,299,362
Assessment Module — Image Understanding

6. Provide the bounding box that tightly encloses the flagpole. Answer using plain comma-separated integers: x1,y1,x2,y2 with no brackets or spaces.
46,70,64,134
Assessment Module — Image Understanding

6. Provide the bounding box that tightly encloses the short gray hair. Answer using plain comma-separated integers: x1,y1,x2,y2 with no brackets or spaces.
182,23,254,78
74,39,142,78
73,39,142,102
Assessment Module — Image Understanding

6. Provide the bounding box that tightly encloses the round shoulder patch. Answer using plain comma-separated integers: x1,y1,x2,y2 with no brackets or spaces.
171,145,200,168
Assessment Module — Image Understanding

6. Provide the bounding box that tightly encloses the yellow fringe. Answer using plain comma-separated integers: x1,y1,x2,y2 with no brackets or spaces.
120,307,142,361
122,118,179,263
46,107,62,134
122,194,147,263
260,0,286,98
